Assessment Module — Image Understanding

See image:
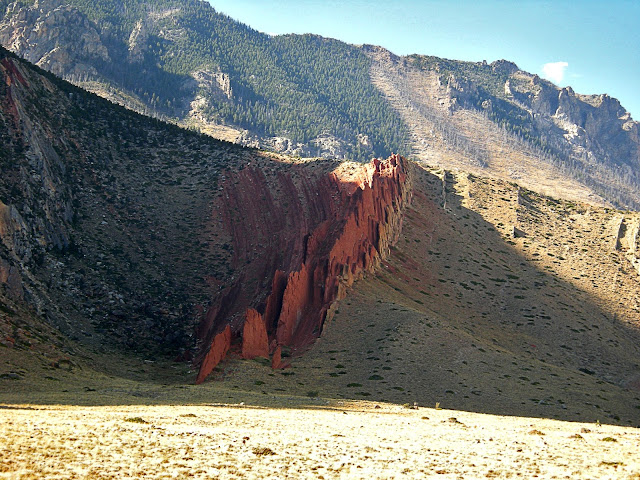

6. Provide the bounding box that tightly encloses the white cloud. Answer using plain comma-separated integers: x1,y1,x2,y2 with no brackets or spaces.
542,61,569,85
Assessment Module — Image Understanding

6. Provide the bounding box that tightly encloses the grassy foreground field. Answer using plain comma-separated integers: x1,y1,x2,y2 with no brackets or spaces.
1,349,639,480
1,399,639,479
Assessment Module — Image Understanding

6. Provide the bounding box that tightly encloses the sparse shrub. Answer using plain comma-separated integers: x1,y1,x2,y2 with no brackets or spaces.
124,417,148,424
253,447,276,456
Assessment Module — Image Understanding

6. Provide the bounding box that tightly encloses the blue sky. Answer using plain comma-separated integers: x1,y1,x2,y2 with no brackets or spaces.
207,0,639,120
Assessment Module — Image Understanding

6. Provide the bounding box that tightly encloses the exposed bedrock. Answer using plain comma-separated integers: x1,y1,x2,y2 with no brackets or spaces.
195,154,412,383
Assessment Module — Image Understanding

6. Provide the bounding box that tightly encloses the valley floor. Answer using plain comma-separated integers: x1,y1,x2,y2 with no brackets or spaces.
1,399,639,479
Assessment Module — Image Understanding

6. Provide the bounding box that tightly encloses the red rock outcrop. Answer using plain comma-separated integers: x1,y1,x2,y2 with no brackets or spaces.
195,155,411,383
270,345,289,370
195,325,231,384
241,308,269,360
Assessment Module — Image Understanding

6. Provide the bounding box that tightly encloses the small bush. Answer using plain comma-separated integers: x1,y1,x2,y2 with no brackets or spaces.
124,417,148,424
253,447,276,456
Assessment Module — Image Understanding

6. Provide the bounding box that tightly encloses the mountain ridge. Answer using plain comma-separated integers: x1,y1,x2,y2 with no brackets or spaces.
364,44,639,208
1,0,638,208
0,0,409,160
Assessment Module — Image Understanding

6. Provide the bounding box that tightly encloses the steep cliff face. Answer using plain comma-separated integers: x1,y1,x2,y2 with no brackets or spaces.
0,0,109,78
508,73,639,170
195,155,411,383
0,50,78,325
0,55,75,257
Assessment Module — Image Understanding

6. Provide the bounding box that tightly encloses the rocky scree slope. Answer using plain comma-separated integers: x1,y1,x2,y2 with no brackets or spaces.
365,46,640,209
0,46,411,382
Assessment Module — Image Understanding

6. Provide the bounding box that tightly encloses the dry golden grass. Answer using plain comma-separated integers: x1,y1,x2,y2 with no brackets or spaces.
1,400,639,479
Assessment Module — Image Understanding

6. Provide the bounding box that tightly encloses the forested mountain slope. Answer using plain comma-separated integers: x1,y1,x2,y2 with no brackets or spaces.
1,0,638,208
0,0,409,160
366,46,640,208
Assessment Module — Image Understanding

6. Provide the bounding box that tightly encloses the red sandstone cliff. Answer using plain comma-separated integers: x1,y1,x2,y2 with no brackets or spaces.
195,155,412,383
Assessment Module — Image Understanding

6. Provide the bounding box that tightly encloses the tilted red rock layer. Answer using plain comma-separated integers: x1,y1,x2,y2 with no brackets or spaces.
195,155,412,383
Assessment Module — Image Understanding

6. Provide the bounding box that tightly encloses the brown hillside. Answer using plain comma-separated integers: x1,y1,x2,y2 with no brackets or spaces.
1,45,639,430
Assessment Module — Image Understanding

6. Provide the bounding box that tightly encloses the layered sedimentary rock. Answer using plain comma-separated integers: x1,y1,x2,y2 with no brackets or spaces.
195,155,412,383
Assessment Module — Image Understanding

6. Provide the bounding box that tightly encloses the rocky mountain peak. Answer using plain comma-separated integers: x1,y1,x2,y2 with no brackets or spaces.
0,0,109,78
490,59,519,75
